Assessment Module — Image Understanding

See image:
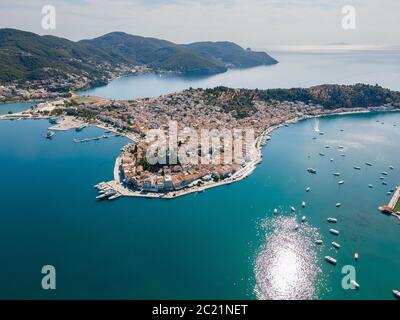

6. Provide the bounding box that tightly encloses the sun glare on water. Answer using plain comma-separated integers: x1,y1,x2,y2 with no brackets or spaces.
254,215,325,300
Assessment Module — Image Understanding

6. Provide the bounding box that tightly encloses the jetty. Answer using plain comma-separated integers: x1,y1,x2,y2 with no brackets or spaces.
73,133,120,143
379,186,400,220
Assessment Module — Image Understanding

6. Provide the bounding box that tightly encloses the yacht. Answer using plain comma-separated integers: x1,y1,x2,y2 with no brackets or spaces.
330,229,339,235
108,193,122,200
327,217,338,223
338,180,344,185
324,256,337,265
392,290,400,299
315,240,323,245
307,168,317,174
332,242,340,249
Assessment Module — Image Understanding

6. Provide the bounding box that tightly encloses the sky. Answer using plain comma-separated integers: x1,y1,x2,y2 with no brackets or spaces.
0,0,399,51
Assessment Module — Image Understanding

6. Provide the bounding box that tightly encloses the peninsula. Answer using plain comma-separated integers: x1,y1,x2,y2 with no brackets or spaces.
1,84,399,199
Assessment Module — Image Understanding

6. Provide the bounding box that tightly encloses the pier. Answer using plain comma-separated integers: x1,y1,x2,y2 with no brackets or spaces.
73,133,121,143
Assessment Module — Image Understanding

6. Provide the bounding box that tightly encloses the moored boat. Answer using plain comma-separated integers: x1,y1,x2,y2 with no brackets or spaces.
332,241,340,249
327,217,338,223
325,256,337,265
330,228,339,235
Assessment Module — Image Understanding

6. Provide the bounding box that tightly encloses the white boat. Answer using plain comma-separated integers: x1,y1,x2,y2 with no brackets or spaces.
324,256,337,265
291,206,296,212
392,290,400,299
351,280,360,290
330,158,334,162
333,172,341,176
365,162,373,166
294,224,299,231
389,165,394,170
306,187,311,192
338,180,344,185
330,229,339,235
46,130,55,139
108,193,122,200
368,184,374,188
273,208,278,214
301,216,306,222
332,242,340,249
354,166,361,170
336,203,341,208
302,201,306,208
354,253,359,260
380,176,385,180
382,171,388,176
327,217,338,223
315,240,323,245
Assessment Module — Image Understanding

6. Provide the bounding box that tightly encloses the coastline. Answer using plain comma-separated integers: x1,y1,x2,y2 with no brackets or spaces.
1,101,399,200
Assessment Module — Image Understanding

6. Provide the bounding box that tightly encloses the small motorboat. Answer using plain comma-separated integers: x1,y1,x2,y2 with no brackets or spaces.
336,203,341,208
306,187,311,192
351,280,360,290
307,168,317,174
315,240,323,245
325,256,337,265
365,162,373,166
332,242,340,249
333,172,341,176
319,153,325,156
330,158,334,162
354,166,361,170
291,206,296,212
273,208,278,214
330,229,339,235
327,217,338,223
338,180,344,185
368,184,374,188
302,201,306,208
389,165,394,170
392,290,400,299
382,171,388,176
354,253,359,260
301,216,306,222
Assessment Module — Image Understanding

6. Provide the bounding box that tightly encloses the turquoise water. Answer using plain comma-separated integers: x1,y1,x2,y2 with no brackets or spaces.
0,112,399,299
0,101,35,115
81,51,400,99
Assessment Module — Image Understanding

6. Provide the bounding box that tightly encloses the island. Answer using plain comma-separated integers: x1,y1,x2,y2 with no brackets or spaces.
1,83,399,199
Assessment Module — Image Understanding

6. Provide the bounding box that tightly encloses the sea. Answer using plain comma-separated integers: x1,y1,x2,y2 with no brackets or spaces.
0,50,399,299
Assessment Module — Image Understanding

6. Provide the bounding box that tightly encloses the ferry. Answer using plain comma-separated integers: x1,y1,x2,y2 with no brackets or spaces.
302,201,306,208
324,256,337,265
332,242,340,249
354,166,361,170
392,290,400,299
329,229,339,235
46,130,55,139
354,253,359,260
338,180,344,185
351,280,360,290
315,240,323,245
301,216,306,222
327,217,338,223
307,168,317,174
333,172,341,176
336,203,341,208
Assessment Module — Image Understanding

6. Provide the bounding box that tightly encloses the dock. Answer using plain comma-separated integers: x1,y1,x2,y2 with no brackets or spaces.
73,133,120,143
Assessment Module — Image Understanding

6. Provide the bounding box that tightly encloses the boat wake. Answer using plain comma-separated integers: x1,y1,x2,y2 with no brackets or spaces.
314,119,320,133
254,215,325,300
